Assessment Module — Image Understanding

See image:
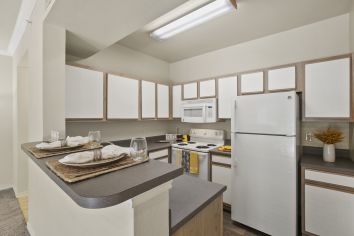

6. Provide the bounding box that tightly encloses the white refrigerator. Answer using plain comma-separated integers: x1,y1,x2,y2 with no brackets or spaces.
231,91,298,236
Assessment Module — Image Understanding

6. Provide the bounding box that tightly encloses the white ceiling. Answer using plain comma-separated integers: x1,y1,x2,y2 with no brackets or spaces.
118,0,353,62
46,0,188,60
0,0,22,51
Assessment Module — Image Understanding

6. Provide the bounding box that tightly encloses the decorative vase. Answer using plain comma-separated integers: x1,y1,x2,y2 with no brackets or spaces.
323,144,335,162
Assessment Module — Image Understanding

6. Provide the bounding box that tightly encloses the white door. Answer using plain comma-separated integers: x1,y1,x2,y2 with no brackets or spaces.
183,82,198,99
107,74,139,119
305,185,354,236
218,76,237,119
268,66,296,91
232,91,297,135
231,133,297,236
305,58,350,118
240,72,264,94
157,84,169,118
172,85,182,118
141,81,156,118
199,79,216,98
65,65,104,119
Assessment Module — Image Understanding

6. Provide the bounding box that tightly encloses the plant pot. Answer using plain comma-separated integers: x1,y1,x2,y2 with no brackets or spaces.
323,144,335,162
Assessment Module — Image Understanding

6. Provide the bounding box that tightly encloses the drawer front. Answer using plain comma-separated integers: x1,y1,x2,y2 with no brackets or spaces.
305,169,354,188
149,149,169,160
212,154,231,165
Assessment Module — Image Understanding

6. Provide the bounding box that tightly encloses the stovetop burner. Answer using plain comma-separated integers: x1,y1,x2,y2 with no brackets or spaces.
207,144,217,147
196,145,209,149
187,141,196,144
178,143,188,146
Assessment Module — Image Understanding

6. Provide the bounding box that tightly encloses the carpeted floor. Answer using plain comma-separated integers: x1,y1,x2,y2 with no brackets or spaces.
0,189,29,236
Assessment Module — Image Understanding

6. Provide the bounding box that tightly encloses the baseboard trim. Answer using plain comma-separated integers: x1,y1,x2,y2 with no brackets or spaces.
27,223,35,236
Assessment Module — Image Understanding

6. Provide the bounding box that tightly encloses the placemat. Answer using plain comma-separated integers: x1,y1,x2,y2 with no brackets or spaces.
46,156,149,183
24,142,102,159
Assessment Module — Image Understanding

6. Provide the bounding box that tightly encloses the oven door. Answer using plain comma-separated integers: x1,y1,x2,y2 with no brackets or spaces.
171,148,209,181
181,104,206,123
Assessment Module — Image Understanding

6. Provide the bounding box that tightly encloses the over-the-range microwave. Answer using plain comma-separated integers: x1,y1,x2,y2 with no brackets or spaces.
181,98,217,123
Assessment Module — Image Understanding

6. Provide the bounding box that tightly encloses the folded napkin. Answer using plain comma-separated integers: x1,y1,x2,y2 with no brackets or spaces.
59,145,134,164
66,136,90,147
35,141,61,150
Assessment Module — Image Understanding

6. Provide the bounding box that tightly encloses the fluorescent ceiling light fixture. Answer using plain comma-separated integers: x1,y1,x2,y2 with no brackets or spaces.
151,0,235,40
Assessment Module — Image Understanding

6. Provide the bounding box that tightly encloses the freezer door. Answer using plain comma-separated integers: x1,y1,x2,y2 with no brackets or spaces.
232,91,297,135
231,133,297,236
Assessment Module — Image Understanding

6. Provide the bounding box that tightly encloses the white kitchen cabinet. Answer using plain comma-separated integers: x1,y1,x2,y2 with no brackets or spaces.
305,185,354,236
199,79,216,98
107,74,139,119
211,155,232,205
183,82,198,99
157,84,170,119
218,76,238,119
172,85,182,118
268,66,296,91
65,65,104,119
141,80,156,119
240,72,264,94
305,57,350,118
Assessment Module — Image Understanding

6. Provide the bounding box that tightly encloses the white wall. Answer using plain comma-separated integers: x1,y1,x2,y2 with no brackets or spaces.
76,43,170,83
170,14,350,82
0,55,13,189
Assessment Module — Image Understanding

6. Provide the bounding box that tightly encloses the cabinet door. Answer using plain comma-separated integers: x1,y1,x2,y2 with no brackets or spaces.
268,66,296,91
141,81,156,118
240,72,264,94
107,74,139,119
183,82,198,99
65,65,103,119
172,85,182,118
212,164,232,205
157,84,169,119
199,79,216,98
305,58,350,118
305,185,354,236
218,76,237,119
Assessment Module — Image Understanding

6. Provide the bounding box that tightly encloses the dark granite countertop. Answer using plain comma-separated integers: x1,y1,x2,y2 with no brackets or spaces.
301,146,354,175
21,140,182,209
169,175,226,234
110,135,172,153
209,148,231,157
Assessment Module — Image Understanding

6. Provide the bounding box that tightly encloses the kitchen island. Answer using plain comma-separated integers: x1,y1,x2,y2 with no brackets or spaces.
22,139,226,236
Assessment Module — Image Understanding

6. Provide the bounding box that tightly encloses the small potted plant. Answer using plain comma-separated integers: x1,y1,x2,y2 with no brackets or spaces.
314,128,344,162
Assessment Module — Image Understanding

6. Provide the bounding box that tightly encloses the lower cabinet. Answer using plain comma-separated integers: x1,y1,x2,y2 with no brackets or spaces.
302,168,354,236
211,154,232,207
148,149,170,163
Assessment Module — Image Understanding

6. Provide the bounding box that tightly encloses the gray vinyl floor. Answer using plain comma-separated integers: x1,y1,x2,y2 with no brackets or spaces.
0,189,29,236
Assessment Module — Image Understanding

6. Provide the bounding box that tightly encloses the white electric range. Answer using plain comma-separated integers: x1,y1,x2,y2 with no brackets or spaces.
171,129,225,181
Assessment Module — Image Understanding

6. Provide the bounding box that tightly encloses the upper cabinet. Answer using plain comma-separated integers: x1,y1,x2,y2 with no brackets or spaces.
268,66,296,91
172,85,182,118
183,82,198,99
157,84,170,119
141,80,156,119
240,72,264,94
107,74,139,119
65,65,104,119
218,76,238,119
199,79,216,98
304,57,351,119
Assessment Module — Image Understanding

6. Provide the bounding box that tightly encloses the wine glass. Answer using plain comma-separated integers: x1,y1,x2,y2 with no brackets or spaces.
130,137,148,161
88,131,101,147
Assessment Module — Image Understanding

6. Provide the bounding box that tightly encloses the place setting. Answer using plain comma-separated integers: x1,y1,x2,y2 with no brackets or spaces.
46,136,150,183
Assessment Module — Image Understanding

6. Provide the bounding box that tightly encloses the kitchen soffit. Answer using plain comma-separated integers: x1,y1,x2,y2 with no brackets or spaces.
118,0,352,63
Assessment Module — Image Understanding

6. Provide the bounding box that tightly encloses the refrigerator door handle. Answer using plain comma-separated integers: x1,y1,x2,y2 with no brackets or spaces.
231,100,236,132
